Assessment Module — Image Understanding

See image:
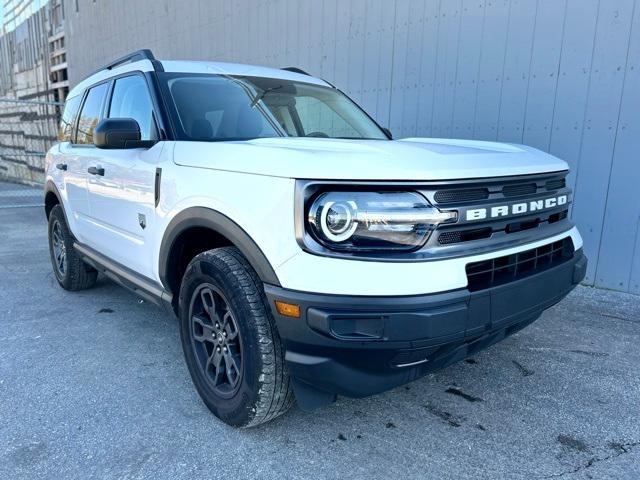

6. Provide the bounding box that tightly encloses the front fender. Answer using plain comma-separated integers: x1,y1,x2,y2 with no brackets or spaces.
158,206,282,290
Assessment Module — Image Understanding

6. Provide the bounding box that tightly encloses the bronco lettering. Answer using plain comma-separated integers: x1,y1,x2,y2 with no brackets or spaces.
465,195,567,222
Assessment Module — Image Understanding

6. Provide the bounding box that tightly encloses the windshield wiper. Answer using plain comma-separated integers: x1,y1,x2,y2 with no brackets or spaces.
250,85,283,107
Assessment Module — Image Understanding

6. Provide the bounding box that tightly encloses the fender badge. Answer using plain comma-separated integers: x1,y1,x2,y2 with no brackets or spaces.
138,213,146,230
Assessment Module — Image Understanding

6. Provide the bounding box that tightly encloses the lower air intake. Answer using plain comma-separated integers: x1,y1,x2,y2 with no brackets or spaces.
465,237,575,292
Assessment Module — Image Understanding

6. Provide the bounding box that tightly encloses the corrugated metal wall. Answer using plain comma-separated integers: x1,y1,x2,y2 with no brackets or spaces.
65,0,640,294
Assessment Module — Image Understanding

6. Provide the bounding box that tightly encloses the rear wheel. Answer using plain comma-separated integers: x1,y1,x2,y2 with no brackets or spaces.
178,247,294,427
48,204,97,291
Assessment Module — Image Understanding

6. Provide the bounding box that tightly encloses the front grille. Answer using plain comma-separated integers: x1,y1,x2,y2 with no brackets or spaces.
434,188,489,204
548,210,568,224
503,183,537,197
546,178,566,191
438,228,492,245
437,209,568,246
465,238,574,291
432,173,568,206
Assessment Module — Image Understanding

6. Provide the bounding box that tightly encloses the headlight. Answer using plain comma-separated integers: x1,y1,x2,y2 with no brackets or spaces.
307,191,456,252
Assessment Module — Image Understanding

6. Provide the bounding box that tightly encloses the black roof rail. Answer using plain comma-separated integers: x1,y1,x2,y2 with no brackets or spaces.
106,49,155,69
281,67,310,76
92,49,164,76
281,66,337,88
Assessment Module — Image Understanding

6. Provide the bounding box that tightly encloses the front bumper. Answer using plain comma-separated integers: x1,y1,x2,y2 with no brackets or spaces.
265,249,587,409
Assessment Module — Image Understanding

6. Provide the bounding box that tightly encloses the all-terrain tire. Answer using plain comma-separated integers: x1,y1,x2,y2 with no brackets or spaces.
179,246,294,427
48,204,98,291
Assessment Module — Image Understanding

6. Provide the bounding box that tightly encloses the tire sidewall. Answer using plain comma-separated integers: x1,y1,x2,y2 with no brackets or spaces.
48,205,70,287
179,254,264,426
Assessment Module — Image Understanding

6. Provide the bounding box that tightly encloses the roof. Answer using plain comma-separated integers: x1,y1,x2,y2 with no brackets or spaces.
69,58,330,99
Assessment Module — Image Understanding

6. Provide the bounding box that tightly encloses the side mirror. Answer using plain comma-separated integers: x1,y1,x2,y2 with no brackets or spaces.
382,127,393,139
94,118,154,149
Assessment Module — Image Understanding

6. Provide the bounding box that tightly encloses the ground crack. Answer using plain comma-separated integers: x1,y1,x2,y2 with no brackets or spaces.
542,440,640,478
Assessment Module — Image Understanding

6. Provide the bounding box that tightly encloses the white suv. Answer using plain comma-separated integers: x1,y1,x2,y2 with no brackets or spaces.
45,50,587,427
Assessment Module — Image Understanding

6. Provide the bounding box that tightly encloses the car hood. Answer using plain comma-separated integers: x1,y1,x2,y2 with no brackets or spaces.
173,137,568,181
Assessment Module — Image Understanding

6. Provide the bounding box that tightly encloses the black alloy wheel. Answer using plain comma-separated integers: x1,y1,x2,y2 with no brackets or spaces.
189,284,243,398
51,219,67,276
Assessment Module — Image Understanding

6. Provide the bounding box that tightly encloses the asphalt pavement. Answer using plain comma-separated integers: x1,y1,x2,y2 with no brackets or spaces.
0,181,639,479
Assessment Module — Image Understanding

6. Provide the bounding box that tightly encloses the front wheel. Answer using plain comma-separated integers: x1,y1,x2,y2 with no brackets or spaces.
178,247,294,427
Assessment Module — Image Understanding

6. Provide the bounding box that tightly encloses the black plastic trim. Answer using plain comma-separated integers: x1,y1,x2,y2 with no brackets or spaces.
93,118,143,149
264,249,586,406
144,71,174,140
74,242,173,313
159,207,281,292
44,180,64,220
282,66,310,75
43,188,173,312
91,49,163,76
154,167,162,207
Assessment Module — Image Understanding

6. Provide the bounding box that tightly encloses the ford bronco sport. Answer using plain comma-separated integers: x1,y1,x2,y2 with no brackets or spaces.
45,50,587,427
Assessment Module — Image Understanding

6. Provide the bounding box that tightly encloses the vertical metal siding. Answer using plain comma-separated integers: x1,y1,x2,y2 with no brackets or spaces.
548,0,599,195
431,0,462,139
360,0,383,118
451,0,484,141
521,0,566,152
389,0,410,137
473,0,510,141
400,0,425,138
496,0,538,144
64,0,640,294
596,1,640,293
571,0,636,285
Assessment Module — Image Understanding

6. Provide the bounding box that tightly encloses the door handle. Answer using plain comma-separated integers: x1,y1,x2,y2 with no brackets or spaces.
55,163,67,171
87,166,105,176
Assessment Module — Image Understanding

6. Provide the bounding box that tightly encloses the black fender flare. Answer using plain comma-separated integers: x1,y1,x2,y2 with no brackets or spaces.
44,180,64,219
44,181,78,240
159,207,281,292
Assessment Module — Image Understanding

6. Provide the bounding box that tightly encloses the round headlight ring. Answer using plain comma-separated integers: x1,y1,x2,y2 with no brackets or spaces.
319,200,358,242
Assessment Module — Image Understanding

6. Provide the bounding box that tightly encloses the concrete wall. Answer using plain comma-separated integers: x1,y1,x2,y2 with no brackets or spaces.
0,98,60,185
64,0,640,294
0,4,60,185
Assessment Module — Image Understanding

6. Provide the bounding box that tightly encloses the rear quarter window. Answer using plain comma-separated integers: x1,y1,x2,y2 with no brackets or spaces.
57,95,82,142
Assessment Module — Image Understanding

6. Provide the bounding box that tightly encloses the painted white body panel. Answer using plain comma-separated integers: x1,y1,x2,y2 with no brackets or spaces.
173,137,568,181
56,143,91,232
276,227,583,296
152,151,300,282
82,143,167,278
150,155,580,296
49,58,581,298
46,144,88,243
48,142,170,278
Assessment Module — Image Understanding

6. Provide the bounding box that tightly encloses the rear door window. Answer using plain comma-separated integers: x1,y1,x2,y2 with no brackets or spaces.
75,82,109,145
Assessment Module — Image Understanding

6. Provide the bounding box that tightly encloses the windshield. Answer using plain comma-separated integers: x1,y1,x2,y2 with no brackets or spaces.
160,73,388,141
